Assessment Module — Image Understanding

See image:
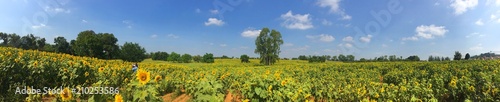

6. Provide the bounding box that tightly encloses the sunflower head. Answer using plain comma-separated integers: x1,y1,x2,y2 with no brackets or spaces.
98,67,104,73
154,75,162,83
84,72,90,77
114,93,123,102
60,87,72,101
136,69,151,85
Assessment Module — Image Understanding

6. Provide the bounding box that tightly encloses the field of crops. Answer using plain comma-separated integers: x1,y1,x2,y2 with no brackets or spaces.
1,47,500,102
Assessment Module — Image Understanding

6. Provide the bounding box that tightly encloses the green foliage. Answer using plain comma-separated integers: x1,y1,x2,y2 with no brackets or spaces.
193,55,202,62
254,27,283,65
454,51,462,60
406,55,420,61
151,51,169,61
167,52,180,62
180,54,192,63
119,42,147,62
240,54,250,63
465,53,470,60
201,53,214,63
298,55,308,60
72,30,120,59
54,36,71,54
308,55,326,63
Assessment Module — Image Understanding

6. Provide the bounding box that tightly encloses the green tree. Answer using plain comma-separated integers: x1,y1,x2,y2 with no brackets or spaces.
254,28,283,65
406,55,420,61
180,54,192,63
346,55,355,62
168,52,181,62
72,30,120,59
240,54,250,63
151,51,169,61
193,55,202,62
54,36,71,54
454,51,462,60
428,55,434,61
119,42,147,62
201,53,215,63
465,53,470,60
338,54,347,62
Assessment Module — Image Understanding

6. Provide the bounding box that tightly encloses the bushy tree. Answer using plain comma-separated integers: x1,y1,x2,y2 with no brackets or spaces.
308,55,326,63
72,30,120,59
168,52,181,62
201,53,215,63
454,51,462,60
151,51,169,61
54,36,71,54
298,55,308,60
255,27,283,65
240,54,250,63
180,54,192,63
193,55,202,62
119,42,146,62
338,54,347,62
406,55,420,61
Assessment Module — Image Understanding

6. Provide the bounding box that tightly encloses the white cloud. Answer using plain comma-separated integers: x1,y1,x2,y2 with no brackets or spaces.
465,32,485,38
241,28,261,38
81,20,88,23
31,24,46,29
281,11,314,30
342,36,353,42
167,34,179,39
360,35,373,43
204,18,225,26
284,43,294,47
150,34,157,39
491,12,500,23
475,19,484,25
122,20,133,28
450,0,478,15
344,43,352,48
402,25,449,41
307,34,335,42
322,19,332,26
44,6,71,14
210,9,219,14
469,43,483,51
317,0,351,20
402,36,418,41
220,44,227,47
497,0,500,6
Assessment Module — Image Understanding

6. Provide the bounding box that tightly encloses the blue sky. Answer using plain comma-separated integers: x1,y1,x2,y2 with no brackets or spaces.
1,0,499,59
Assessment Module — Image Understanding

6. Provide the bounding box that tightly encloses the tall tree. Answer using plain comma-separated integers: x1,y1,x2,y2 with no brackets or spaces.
465,53,470,60
54,36,71,54
454,51,462,60
240,54,250,63
119,42,146,62
254,27,283,65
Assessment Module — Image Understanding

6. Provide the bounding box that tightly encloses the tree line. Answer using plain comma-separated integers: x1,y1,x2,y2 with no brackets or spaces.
0,31,147,62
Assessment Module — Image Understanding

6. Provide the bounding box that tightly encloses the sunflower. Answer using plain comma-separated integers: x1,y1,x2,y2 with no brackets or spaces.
98,67,104,73
136,69,151,85
114,93,123,102
154,75,162,83
84,72,89,77
60,87,72,101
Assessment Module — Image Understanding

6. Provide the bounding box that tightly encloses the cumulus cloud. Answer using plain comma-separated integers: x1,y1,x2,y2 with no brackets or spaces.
475,19,484,25
307,34,335,42
360,35,373,43
450,0,478,15
204,18,225,26
342,36,353,42
241,28,261,38
317,0,351,20
281,11,313,30
338,43,352,48
402,25,449,41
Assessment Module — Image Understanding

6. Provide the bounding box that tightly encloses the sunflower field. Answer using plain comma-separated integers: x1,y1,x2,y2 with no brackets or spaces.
1,47,500,102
